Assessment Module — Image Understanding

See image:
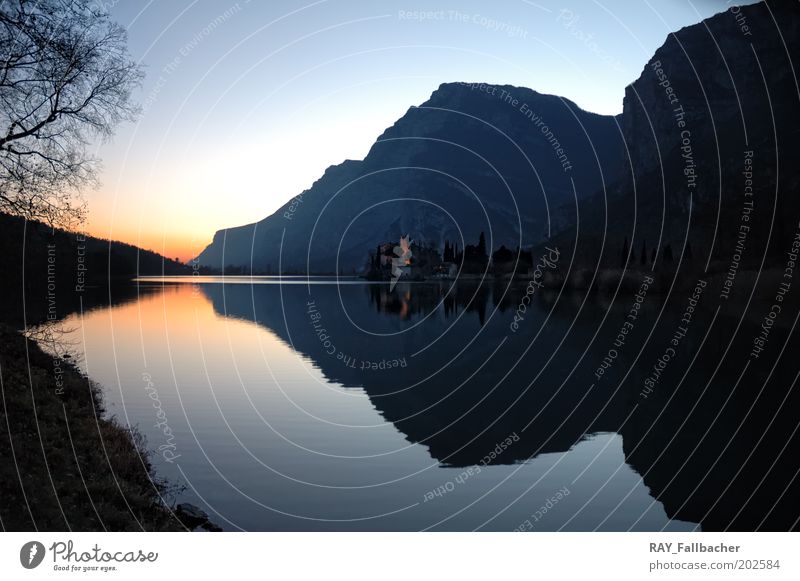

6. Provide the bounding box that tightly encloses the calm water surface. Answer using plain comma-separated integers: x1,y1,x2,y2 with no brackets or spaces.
39,276,800,530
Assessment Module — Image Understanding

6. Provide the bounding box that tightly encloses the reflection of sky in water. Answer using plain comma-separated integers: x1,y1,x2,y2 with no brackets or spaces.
51,282,693,531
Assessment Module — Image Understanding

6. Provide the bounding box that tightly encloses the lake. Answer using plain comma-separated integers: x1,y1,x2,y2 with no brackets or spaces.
35,276,800,531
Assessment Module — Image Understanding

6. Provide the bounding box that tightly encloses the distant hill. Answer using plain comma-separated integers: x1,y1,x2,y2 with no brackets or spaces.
196,82,624,273
0,213,190,326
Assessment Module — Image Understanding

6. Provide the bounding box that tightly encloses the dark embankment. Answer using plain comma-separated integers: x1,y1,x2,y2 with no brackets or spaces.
0,325,184,530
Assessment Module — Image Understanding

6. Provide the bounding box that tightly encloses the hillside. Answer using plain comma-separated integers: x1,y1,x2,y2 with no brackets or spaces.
0,213,191,326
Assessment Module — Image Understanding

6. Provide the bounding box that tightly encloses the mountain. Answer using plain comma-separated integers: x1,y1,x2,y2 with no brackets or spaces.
547,0,800,279
196,83,624,273
198,1,799,282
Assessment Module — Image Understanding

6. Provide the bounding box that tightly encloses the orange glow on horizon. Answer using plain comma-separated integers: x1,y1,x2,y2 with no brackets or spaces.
83,222,210,264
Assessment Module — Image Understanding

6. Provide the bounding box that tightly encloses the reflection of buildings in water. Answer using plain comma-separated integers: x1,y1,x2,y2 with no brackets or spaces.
367,280,501,325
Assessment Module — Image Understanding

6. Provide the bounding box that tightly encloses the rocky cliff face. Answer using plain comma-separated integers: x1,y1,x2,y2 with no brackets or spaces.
196,83,623,273
543,1,800,275
624,1,799,185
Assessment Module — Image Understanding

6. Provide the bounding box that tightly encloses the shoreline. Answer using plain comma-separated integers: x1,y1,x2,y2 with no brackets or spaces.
0,324,185,531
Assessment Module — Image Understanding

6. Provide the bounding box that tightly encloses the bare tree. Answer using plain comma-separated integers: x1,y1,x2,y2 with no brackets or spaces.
0,0,142,228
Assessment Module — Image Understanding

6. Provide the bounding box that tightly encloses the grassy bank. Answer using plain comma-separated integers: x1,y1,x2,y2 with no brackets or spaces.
0,324,184,531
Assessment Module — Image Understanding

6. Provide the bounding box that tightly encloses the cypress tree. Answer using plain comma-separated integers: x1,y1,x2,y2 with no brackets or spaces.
621,236,629,268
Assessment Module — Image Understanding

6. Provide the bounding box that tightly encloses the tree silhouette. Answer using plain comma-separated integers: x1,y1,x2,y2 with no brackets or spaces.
621,236,629,269
0,1,143,228
443,240,454,262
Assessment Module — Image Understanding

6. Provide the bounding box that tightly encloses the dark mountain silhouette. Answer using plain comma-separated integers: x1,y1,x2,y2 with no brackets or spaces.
198,2,799,289
547,0,800,283
196,83,623,273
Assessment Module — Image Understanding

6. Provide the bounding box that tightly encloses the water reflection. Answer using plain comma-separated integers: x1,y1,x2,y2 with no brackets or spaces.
35,277,800,531
366,281,492,324
198,278,800,531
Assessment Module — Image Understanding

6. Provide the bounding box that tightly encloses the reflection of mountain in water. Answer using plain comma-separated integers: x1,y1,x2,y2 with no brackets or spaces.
201,280,800,531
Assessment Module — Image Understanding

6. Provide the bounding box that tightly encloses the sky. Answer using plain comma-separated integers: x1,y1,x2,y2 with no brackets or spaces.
90,0,756,261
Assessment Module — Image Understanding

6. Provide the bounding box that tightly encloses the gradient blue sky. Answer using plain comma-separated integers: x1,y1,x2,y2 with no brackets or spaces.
91,0,755,260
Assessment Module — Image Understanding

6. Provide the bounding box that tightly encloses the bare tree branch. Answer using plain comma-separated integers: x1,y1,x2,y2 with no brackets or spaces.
0,0,143,227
